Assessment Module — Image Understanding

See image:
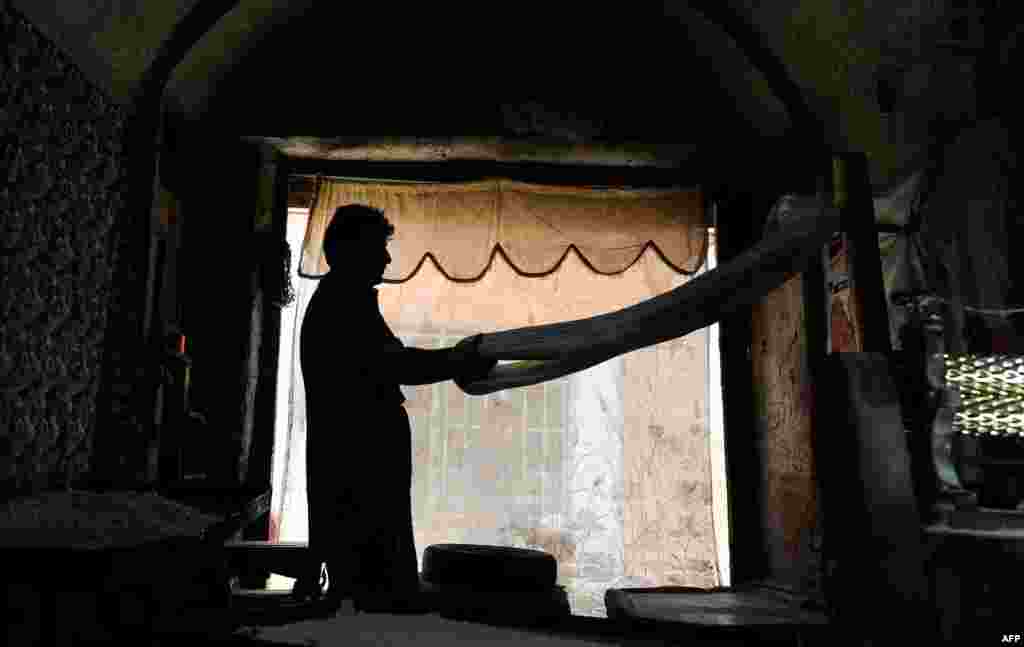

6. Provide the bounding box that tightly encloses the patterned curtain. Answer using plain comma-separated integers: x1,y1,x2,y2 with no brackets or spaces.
299,178,707,281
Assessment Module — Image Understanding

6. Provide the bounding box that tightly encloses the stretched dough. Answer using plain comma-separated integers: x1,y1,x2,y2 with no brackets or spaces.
456,196,838,395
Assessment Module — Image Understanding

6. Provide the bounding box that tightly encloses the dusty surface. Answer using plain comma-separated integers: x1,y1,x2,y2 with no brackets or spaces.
237,607,612,647
0,490,223,549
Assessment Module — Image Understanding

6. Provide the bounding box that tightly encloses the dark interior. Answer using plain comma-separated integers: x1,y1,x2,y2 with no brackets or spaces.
2,0,1023,644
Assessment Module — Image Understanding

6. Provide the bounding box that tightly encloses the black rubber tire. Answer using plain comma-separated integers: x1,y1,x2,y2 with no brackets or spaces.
435,585,570,629
422,544,557,592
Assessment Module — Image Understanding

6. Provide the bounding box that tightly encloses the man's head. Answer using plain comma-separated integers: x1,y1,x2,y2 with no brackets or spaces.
323,204,395,285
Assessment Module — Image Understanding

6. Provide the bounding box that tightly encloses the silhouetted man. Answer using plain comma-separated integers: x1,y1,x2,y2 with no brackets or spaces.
296,204,496,613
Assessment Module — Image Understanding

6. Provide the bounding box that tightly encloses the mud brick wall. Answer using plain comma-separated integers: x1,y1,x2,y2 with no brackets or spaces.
0,4,128,496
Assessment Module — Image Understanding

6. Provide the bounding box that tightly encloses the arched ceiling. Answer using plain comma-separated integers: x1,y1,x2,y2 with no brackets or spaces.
11,0,974,189
192,2,790,168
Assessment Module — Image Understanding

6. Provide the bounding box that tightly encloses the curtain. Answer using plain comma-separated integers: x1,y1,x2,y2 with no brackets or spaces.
269,211,319,549
273,180,717,617
299,178,707,281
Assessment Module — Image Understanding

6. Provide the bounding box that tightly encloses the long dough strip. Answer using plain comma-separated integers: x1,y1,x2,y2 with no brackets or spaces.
456,197,838,395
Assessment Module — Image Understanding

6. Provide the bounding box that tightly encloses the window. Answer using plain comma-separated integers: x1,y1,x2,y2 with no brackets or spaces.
270,207,729,617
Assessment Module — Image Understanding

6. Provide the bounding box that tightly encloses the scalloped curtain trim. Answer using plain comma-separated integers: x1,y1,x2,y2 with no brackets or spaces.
299,177,708,282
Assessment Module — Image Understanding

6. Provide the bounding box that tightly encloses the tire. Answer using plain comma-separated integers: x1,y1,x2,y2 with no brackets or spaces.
422,544,557,592
434,584,570,629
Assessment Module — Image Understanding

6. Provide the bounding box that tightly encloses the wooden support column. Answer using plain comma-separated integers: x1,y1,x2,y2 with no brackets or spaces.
800,164,831,367
800,155,836,611
717,190,774,583
810,153,939,641
835,153,892,353
241,150,289,553
229,142,263,489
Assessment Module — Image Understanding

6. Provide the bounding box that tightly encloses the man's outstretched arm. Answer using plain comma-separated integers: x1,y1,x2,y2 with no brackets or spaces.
373,337,495,386
378,346,459,385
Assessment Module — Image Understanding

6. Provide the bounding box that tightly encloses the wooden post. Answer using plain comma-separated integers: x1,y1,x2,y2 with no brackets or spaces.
835,153,892,353
717,191,774,584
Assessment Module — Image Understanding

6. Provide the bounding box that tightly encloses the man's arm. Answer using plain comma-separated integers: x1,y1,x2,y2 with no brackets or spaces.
376,346,463,386
371,338,495,386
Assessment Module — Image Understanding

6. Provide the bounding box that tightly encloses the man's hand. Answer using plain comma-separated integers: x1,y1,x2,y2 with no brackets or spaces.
451,334,498,383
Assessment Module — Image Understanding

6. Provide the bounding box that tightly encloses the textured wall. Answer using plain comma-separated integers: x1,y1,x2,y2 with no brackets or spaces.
0,4,127,495
10,0,200,102
623,333,717,588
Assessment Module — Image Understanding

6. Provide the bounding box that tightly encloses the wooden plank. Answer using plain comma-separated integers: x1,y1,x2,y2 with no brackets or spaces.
457,197,840,395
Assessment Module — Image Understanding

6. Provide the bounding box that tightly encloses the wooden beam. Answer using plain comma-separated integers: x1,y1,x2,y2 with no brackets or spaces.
285,157,704,212
681,1,825,150
285,158,699,190
252,136,698,167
